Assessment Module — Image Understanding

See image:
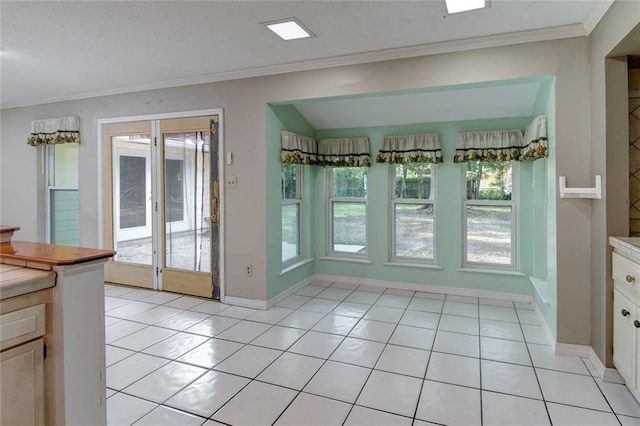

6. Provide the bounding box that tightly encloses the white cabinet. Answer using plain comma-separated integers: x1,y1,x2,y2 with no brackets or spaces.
0,302,47,426
610,243,640,403
614,289,638,389
0,338,45,426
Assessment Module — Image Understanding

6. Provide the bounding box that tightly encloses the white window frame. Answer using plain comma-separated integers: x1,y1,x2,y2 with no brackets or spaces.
328,167,368,258
462,161,517,270
282,164,303,266
46,144,79,245
391,163,437,263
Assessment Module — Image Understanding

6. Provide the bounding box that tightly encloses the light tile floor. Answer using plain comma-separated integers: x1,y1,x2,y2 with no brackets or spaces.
104,281,640,426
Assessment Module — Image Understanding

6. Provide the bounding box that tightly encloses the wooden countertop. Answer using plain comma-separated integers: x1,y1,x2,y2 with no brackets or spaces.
0,241,115,266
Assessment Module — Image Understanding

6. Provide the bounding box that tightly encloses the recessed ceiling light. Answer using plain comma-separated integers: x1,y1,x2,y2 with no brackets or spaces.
445,0,486,14
263,18,314,41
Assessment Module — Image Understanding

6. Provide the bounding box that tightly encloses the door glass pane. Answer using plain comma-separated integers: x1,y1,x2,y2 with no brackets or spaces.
112,135,152,265
466,205,512,264
395,203,433,259
120,156,147,228
165,159,185,222
164,132,211,273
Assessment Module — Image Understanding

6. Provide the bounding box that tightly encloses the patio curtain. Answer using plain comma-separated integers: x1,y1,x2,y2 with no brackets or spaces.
281,131,319,165
27,116,81,146
520,115,549,161
376,133,442,164
454,116,549,163
318,137,370,167
454,130,524,163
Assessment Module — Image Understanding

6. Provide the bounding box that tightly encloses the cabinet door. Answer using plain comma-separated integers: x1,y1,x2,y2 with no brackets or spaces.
0,338,45,426
614,290,636,387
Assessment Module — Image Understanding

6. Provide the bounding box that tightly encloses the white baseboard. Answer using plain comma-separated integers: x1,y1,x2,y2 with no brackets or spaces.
553,344,624,384
555,343,592,358
587,347,625,384
222,276,316,311
534,303,557,352
266,275,317,309
315,274,534,303
223,296,267,310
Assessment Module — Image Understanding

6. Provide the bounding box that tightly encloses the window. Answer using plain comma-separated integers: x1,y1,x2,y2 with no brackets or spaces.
282,164,301,263
329,167,367,255
464,160,515,268
47,143,79,245
392,163,435,261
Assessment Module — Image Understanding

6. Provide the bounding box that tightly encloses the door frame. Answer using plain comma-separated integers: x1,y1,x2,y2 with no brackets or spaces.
97,109,226,301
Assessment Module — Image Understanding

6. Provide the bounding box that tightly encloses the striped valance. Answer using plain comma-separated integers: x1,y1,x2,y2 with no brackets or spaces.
281,131,319,165
27,116,81,146
376,133,442,164
454,130,524,163
520,115,548,161
318,137,370,167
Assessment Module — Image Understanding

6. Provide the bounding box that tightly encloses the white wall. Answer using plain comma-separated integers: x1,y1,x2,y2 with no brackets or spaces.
2,37,595,346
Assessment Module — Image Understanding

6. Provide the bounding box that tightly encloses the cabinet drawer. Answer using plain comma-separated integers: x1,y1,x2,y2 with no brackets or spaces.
613,253,640,290
0,304,45,351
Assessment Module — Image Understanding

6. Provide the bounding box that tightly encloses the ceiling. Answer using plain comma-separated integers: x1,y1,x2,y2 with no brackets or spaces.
293,81,544,129
1,1,611,109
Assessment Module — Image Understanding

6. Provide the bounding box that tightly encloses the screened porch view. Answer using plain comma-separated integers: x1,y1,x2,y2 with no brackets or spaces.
113,132,211,272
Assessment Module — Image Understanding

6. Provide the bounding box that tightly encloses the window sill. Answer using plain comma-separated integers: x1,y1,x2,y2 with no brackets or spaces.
280,258,314,276
384,262,443,270
318,256,372,265
457,267,525,277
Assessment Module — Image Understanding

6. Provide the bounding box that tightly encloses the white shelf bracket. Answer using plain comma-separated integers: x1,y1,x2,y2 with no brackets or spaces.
558,175,602,199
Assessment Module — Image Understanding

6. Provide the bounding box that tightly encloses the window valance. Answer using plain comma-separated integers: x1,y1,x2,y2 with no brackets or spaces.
318,137,370,167
281,131,319,165
454,130,524,163
520,115,548,161
376,133,442,164
27,116,81,146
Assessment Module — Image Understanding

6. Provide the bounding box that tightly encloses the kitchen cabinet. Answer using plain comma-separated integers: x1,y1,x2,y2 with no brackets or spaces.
0,238,114,425
610,237,640,403
1,338,45,425
0,291,50,426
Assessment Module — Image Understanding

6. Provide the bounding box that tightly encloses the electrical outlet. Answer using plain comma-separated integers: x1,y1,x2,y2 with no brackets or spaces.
226,176,237,188
245,264,252,277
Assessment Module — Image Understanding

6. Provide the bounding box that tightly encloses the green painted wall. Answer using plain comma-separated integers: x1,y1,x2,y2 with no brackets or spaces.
533,80,558,339
266,78,557,310
312,118,535,295
266,104,316,299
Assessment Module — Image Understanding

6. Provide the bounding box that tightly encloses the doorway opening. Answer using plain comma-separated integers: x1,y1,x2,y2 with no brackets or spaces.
100,111,223,299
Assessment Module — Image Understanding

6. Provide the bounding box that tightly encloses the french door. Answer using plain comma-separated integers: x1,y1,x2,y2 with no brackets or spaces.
101,114,221,298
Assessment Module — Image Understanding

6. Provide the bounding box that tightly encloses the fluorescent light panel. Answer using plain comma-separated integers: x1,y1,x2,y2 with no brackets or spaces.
264,18,314,40
445,0,486,14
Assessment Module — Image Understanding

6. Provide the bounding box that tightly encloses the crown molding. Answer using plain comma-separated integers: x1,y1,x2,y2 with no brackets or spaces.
583,0,614,34
1,23,586,110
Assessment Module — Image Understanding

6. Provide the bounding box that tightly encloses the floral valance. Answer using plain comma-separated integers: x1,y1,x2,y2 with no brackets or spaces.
454,130,524,163
318,137,370,167
281,131,319,165
27,116,81,146
520,115,548,161
376,133,442,164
